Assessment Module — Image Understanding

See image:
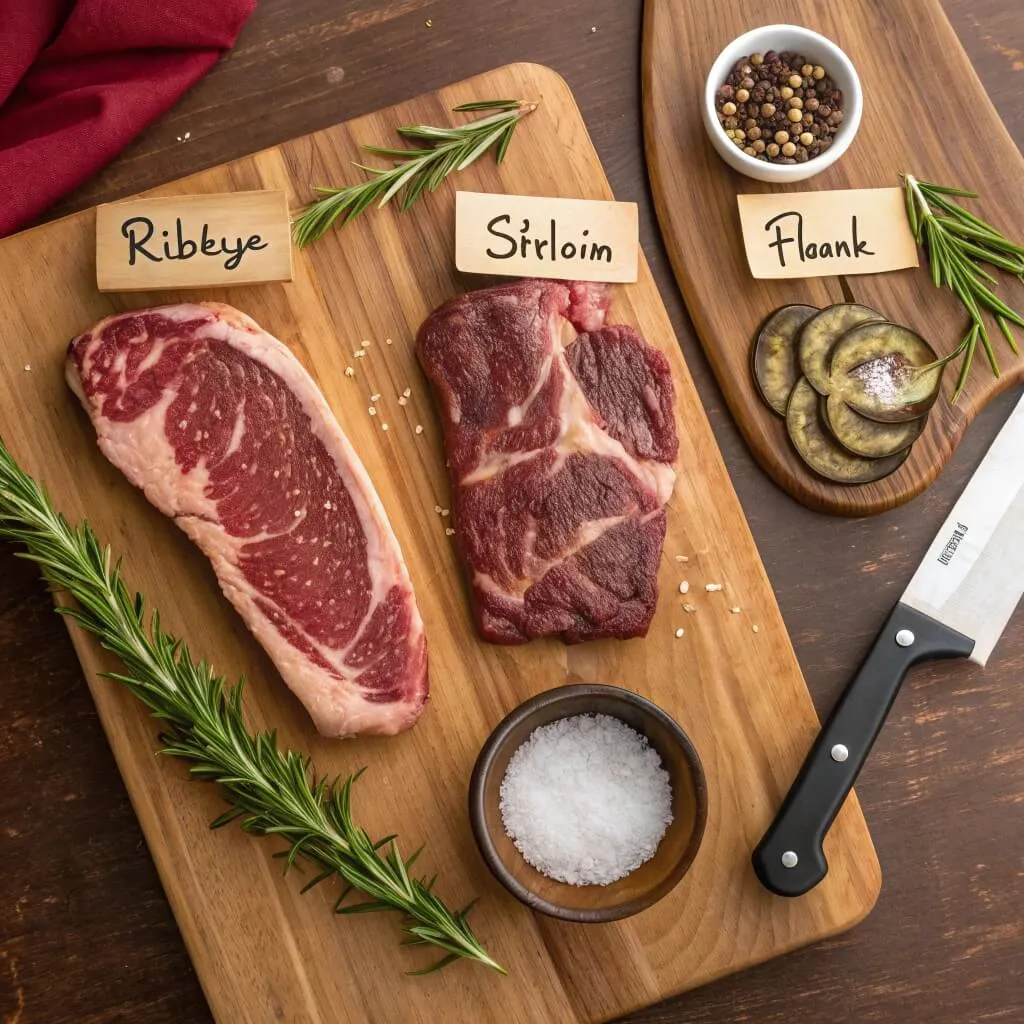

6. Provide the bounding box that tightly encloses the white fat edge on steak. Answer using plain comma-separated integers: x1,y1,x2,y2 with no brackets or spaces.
68,303,425,737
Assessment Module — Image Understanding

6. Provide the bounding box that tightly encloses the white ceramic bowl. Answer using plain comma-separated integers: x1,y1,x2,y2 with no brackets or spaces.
702,24,862,184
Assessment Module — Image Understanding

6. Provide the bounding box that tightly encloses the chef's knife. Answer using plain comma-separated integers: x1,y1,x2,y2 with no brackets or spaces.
753,391,1024,897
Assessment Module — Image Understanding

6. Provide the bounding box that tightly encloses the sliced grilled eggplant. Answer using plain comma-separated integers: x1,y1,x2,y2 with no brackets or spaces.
829,322,942,423
823,393,926,458
752,304,819,416
799,303,884,395
786,378,910,484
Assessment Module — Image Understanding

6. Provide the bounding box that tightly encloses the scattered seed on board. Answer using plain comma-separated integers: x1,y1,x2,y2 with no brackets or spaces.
730,606,741,614
678,581,689,594
752,624,760,633
344,366,355,377
705,583,723,592
674,627,685,638
415,425,424,434
683,603,697,613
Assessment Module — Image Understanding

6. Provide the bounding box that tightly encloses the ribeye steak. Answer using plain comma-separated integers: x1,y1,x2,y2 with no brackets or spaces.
67,302,427,737
416,280,677,644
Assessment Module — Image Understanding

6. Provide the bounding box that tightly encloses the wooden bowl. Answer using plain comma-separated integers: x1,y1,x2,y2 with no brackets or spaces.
468,684,708,923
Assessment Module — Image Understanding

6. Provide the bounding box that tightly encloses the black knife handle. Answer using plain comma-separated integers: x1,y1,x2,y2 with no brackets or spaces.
752,603,974,897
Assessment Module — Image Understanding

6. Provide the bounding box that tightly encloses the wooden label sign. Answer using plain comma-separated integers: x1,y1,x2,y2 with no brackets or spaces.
96,191,293,292
455,191,638,282
737,187,919,279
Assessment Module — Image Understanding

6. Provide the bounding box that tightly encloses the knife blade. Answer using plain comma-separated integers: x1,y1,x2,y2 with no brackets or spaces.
753,390,1024,898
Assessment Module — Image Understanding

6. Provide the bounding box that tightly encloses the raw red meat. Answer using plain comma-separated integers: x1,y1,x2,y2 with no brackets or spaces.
67,302,427,737
416,280,677,645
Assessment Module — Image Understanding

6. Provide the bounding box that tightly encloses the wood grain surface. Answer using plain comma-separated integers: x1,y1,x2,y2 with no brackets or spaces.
0,61,880,1024
644,0,1024,515
1,3,1021,1024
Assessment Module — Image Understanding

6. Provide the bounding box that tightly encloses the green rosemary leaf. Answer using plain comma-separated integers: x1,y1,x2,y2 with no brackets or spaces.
917,180,978,198
0,438,503,977
903,173,1024,396
997,316,1021,355
452,99,519,111
293,100,535,246
406,953,461,976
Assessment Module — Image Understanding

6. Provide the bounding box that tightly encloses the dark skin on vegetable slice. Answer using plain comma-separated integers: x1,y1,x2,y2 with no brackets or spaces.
799,303,884,395
786,377,911,484
751,304,819,416
823,392,926,458
829,322,943,423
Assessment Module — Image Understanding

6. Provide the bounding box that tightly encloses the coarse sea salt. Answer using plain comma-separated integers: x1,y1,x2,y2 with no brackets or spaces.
499,713,673,886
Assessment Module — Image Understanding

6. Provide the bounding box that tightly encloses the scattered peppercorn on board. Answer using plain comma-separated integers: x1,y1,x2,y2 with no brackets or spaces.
644,0,1024,515
0,63,879,1023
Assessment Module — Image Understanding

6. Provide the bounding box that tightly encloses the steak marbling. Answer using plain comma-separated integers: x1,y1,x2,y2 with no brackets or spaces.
67,302,427,737
416,280,677,645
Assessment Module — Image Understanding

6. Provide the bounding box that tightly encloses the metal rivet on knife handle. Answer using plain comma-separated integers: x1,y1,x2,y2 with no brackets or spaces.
895,628,915,647
781,851,799,868
830,744,849,762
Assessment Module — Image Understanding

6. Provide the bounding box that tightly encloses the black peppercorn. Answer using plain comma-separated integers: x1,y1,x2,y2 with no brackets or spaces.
714,50,843,165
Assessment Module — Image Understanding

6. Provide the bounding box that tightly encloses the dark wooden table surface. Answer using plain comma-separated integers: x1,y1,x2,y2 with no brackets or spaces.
2,2,1022,1022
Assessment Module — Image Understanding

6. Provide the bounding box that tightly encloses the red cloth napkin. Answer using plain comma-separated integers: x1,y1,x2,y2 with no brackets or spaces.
0,0,255,237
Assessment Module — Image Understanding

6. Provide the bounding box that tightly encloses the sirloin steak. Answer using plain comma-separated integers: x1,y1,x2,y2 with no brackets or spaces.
416,280,677,644
67,302,427,737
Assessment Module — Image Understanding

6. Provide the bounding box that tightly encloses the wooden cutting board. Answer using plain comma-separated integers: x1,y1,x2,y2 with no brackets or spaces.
643,0,1024,516
0,63,879,1023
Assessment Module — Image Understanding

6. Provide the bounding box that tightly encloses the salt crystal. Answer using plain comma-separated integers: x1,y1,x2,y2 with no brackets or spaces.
499,714,673,886
368,406,376,416
674,554,689,562
444,527,455,536
674,627,685,638
23,364,31,372
849,354,909,403
730,606,741,614
434,505,442,513
752,624,761,633
678,581,689,594
344,366,355,377
354,350,366,359
440,509,449,517
398,396,408,406
705,583,723,592
402,387,412,398
370,393,381,402
381,423,389,431
385,337,393,345
361,339,371,348
415,425,424,434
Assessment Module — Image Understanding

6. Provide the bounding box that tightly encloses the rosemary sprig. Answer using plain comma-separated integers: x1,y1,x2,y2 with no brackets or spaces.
292,99,536,247
903,174,1024,400
0,438,503,977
